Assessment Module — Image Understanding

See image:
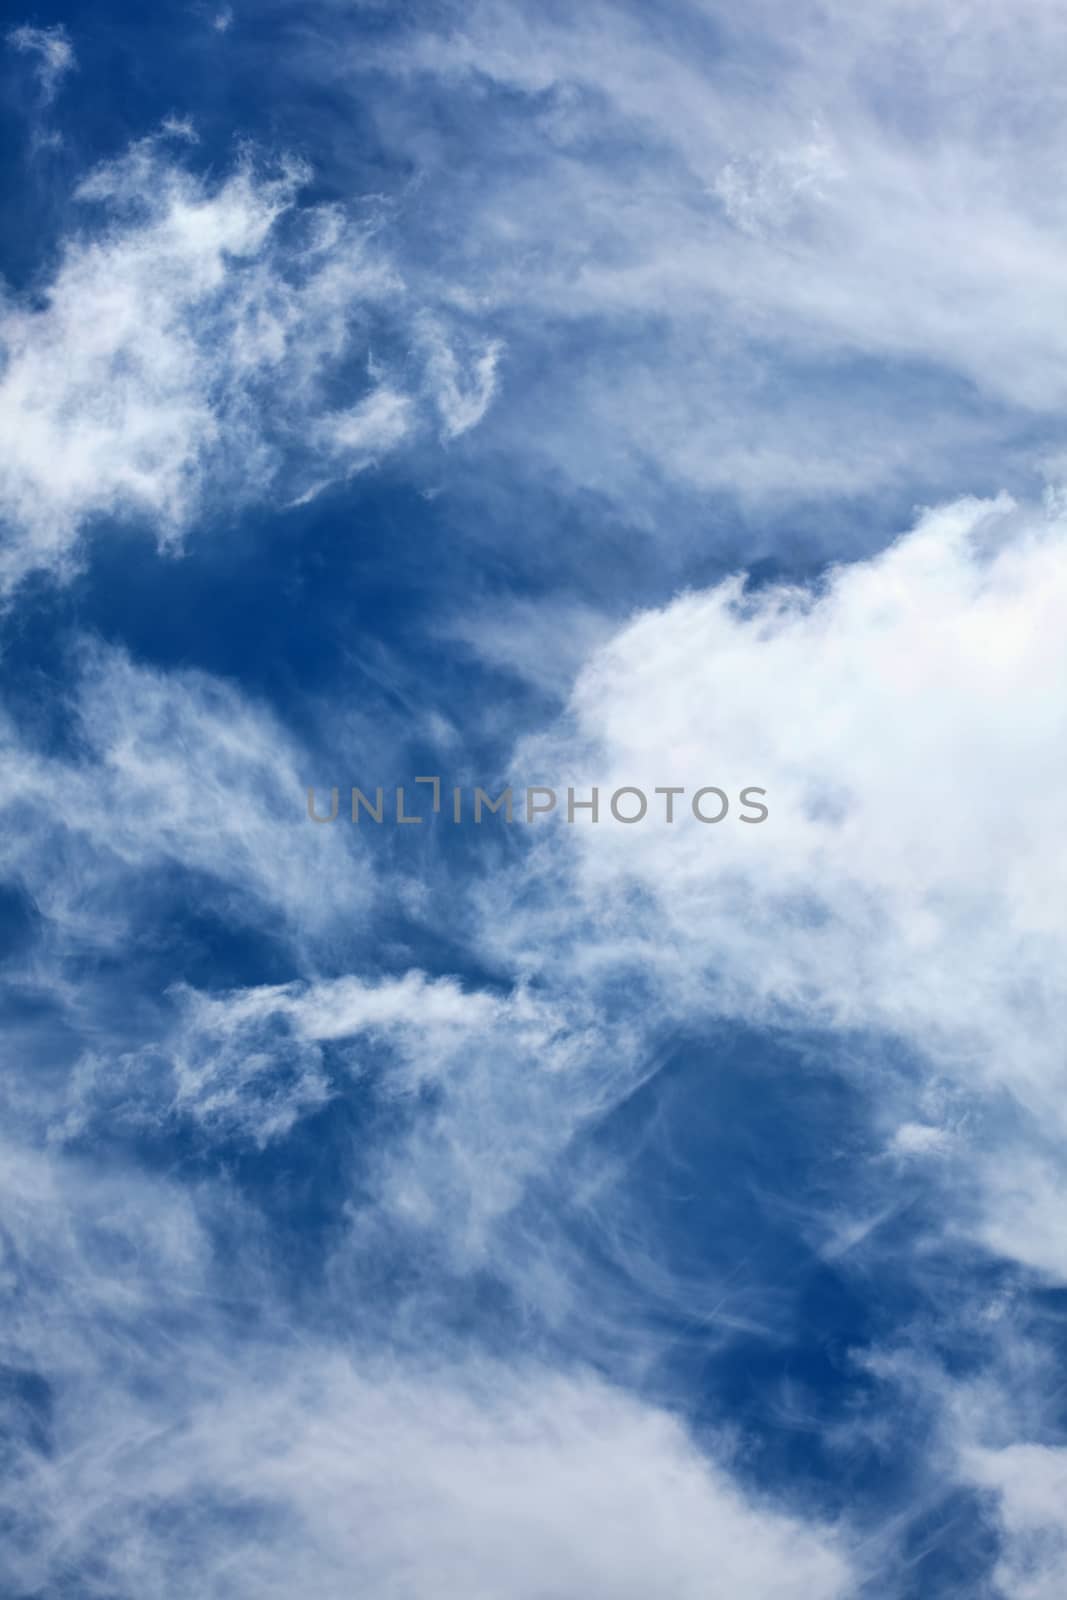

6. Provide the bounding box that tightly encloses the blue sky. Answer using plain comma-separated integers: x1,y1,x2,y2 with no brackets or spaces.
1,3,1066,1596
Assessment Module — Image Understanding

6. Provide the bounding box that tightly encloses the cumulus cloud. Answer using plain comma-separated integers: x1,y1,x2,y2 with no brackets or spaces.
495,493,1067,1273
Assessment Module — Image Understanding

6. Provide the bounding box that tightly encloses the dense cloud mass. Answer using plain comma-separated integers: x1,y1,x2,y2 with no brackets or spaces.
1,3,1066,1597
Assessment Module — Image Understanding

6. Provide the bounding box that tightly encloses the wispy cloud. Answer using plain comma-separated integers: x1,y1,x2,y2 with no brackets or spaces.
292,0,1067,522
4,3,1067,1593
0,138,505,595
0,640,371,962
6,22,75,102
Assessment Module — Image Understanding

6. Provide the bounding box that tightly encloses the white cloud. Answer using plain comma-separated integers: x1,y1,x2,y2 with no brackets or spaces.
3,11,1065,1587
975,1156,1067,1282
321,384,413,462
0,1137,852,1600
496,493,1067,1272
416,314,505,441
328,0,1067,511
0,1051,854,1600
75,971,642,1262
6,22,75,101
887,1122,953,1159
159,113,198,142
443,595,615,699
383,0,1067,411
711,126,843,237
0,1320,853,1600
967,1444,1067,1600
0,138,505,594
0,640,370,959
855,1340,1067,1600
0,142,384,588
